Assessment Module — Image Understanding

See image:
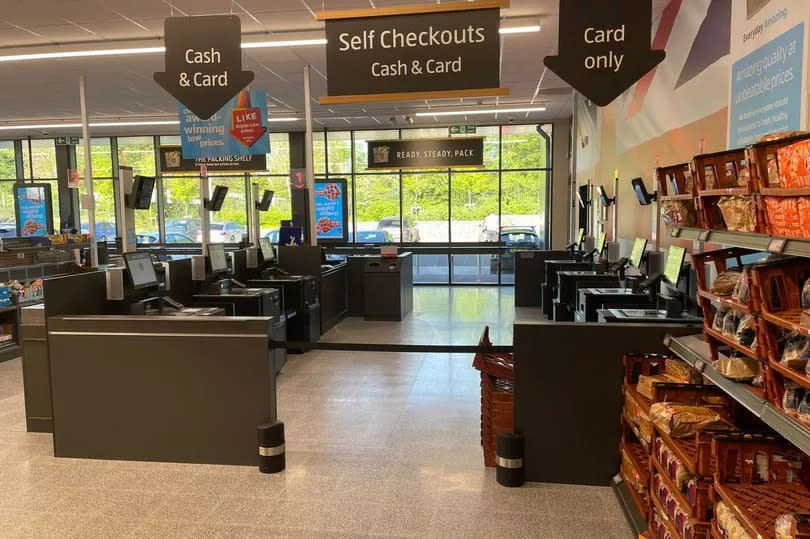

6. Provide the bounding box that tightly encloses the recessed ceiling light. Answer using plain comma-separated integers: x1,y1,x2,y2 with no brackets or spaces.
499,25,541,34
415,107,547,117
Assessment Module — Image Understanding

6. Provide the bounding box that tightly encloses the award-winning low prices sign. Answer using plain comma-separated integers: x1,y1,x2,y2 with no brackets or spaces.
318,3,505,103
154,15,254,120
367,138,484,169
179,88,270,159
314,179,349,243
543,0,666,107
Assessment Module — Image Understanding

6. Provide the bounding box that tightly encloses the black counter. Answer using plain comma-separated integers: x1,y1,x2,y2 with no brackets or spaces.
576,288,655,323
514,250,573,307
346,253,413,320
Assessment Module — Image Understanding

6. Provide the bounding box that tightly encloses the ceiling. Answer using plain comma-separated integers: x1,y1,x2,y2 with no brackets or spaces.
0,0,574,137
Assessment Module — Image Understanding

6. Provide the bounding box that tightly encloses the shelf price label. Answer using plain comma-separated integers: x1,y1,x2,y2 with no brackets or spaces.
698,230,710,242
669,228,680,238
767,237,787,254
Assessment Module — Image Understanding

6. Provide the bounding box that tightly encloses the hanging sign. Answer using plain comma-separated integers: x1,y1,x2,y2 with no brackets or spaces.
154,15,254,120
543,0,666,107
367,137,484,169
68,169,82,189
178,88,270,159
317,1,508,104
159,146,266,173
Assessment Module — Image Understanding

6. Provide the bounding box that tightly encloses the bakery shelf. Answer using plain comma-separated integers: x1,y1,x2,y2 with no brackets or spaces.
697,290,752,314
713,481,810,539
650,455,696,519
664,334,810,456
611,474,648,537
760,186,810,196
762,309,810,337
622,438,649,480
769,359,810,391
650,490,682,539
625,383,652,414
659,194,695,201
696,187,751,197
673,227,810,257
703,326,759,360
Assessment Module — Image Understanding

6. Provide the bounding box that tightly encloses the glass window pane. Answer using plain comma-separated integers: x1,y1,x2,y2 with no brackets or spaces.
353,130,398,172
402,172,447,243
399,127,451,173
502,124,549,170
21,139,57,179
0,182,16,231
452,253,498,283
327,131,351,174
251,175,292,243
76,138,113,178
79,179,116,240
451,125,499,170
117,136,156,176
413,254,449,284
500,170,547,284
313,132,326,175
450,171,498,243
209,177,247,243
354,174,398,242
267,133,290,175
0,141,15,179
163,176,201,242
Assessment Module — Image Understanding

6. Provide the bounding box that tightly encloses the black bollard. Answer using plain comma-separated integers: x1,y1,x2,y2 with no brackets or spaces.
496,432,524,487
258,420,285,473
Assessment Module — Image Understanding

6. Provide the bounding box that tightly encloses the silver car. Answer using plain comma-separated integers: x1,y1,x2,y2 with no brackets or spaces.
377,217,419,243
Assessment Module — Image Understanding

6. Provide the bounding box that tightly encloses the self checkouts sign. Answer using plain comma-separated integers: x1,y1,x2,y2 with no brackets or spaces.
154,16,254,120
543,0,665,107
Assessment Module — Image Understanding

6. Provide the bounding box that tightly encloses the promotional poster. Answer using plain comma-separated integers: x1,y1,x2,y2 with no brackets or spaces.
314,179,348,242
179,88,270,159
15,185,51,237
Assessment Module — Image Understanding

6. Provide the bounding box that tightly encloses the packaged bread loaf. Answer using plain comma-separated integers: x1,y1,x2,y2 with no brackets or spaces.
782,333,810,370
714,354,760,382
716,501,754,539
718,195,757,232
733,269,750,304
650,402,734,438
665,358,701,384
736,314,757,348
711,272,742,297
776,513,810,539
722,310,740,336
777,138,810,188
637,373,674,400
660,199,698,229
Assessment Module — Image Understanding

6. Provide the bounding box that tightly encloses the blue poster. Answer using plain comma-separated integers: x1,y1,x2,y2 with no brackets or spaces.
729,24,804,147
179,89,270,159
314,181,346,240
17,187,48,237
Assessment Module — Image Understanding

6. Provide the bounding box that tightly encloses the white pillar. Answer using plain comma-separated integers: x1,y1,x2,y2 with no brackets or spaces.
79,75,98,267
199,167,209,255
304,65,317,246
251,183,261,246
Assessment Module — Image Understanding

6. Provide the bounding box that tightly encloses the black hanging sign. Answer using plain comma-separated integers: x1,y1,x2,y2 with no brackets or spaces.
543,0,666,107
154,16,254,120
159,146,266,173
318,2,508,104
367,138,484,169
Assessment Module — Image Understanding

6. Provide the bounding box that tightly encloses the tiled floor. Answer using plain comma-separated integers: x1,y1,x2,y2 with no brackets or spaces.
0,349,629,538
321,287,542,347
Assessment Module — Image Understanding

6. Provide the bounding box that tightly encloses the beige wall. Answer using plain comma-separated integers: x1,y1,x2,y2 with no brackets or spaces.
550,117,571,249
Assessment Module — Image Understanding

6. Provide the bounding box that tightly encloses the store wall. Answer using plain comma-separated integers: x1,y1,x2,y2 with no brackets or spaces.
551,117,571,249
574,0,810,251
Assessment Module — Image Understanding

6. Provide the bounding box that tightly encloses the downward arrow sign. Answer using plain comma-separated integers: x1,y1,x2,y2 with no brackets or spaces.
544,0,666,107
154,15,254,120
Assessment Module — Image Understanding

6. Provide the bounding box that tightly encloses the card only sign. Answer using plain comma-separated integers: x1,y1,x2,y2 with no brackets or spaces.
367,138,484,169
159,146,266,173
320,4,504,102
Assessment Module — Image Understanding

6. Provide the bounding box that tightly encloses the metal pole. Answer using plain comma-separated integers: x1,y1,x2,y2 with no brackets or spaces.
200,167,209,255
304,65,317,246
612,175,619,242
251,182,261,245
569,90,579,244
79,75,98,267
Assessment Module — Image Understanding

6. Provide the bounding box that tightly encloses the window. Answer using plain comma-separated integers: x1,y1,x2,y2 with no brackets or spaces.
354,174,398,241
117,136,156,176
21,139,57,179
76,138,113,178
327,131,351,174
163,176,200,242
354,130,397,173
208,176,247,243
502,124,550,170
0,141,15,179
450,171,498,243
79,179,116,239
251,175,291,240
0,181,16,230
267,133,290,175
402,172,447,243
312,132,326,175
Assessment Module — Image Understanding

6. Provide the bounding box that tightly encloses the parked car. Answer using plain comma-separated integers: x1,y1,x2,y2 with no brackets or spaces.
0,222,17,239
199,221,245,243
136,232,194,244
491,227,543,273
353,230,392,243
166,218,201,238
264,229,279,244
377,216,419,243
80,221,117,240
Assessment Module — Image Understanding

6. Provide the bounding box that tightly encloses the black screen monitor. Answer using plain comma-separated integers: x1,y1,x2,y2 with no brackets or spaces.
664,245,686,286
258,237,275,263
596,232,607,253
257,190,274,211
128,176,155,210
631,178,654,205
123,252,159,289
630,238,648,268
576,228,584,245
207,243,228,274
207,185,229,211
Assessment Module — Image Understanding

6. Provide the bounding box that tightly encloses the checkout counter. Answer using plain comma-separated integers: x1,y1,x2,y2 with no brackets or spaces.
345,252,413,320
21,256,279,466
552,271,619,322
